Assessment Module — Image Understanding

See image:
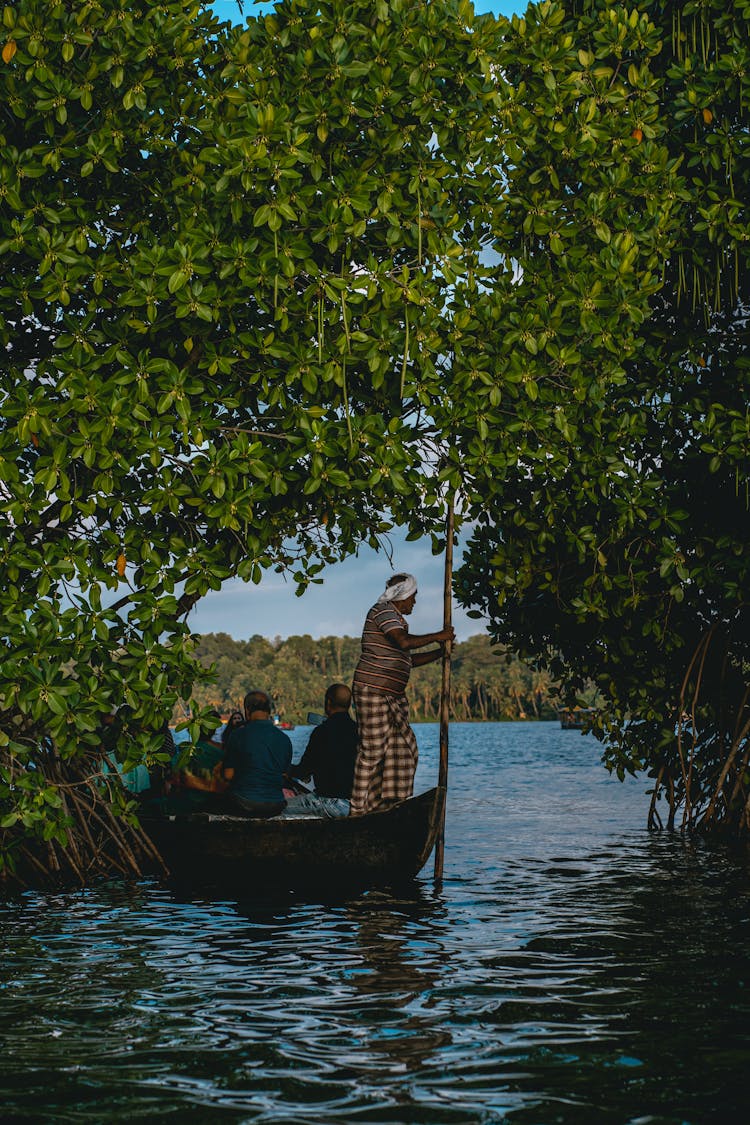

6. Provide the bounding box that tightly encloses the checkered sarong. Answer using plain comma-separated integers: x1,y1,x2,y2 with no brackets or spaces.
350,685,418,815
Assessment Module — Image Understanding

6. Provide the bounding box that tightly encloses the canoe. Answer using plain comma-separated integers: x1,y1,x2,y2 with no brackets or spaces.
142,786,445,885
558,707,596,730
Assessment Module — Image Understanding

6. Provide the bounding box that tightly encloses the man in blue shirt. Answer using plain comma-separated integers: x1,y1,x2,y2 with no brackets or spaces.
223,690,292,817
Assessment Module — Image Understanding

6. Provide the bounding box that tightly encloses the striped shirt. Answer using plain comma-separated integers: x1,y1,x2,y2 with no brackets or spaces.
353,602,412,695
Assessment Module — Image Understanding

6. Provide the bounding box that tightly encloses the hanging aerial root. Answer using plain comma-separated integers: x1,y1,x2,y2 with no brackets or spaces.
648,765,665,831
676,626,718,831
660,619,750,838
701,708,750,831
1,769,169,893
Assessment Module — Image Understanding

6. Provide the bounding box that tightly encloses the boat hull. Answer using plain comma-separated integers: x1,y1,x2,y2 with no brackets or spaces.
143,787,445,885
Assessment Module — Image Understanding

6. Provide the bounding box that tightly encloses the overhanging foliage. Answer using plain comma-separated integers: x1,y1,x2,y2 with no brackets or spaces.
0,0,499,885
456,0,750,837
2,0,748,889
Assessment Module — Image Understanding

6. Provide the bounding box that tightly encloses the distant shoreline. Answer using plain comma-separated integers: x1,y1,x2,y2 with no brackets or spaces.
186,632,561,725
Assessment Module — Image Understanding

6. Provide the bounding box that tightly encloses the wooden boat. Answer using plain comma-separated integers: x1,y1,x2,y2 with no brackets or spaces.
143,786,445,885
558,707,597,730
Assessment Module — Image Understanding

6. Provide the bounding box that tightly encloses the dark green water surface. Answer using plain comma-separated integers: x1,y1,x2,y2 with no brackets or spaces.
2,722,749,1124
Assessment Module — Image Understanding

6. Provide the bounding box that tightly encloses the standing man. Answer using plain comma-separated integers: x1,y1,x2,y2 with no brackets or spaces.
283,683,357,818
350,573,454,815
222,690,292,818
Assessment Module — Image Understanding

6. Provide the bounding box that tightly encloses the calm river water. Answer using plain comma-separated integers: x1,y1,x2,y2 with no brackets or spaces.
2,722,750,1124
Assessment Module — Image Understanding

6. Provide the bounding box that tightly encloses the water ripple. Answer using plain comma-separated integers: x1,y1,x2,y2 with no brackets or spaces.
2,723,750,1123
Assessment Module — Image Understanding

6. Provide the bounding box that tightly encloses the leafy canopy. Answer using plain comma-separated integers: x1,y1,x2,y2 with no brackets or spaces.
455,0,750,835
0,0,500,879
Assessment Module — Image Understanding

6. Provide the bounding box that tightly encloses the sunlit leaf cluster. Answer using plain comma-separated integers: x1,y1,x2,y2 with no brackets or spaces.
456,0,750,836
0,0,499,880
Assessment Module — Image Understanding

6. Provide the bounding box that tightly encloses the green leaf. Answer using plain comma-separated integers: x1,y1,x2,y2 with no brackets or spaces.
168,269,187,294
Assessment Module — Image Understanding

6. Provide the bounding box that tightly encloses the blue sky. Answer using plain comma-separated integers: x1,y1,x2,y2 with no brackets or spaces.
210,2,520,22
189,527,489,641
192,0,507,642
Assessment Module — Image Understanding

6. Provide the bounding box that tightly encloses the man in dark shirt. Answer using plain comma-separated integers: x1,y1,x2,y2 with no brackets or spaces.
283,684,357,818
223,690,292,817
350,573,453,815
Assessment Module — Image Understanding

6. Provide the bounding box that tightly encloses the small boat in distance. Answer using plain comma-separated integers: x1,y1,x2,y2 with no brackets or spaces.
558,707,597,730
273,714,295,730
143,787,445,885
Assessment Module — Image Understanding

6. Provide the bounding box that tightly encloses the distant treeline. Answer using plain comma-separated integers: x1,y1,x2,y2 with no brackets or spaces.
188,633,561,723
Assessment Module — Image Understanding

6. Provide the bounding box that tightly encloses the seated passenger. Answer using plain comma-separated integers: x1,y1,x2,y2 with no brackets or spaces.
222,690,292,818
172,711,227,802
101,707,168,797
145,722,176,797
282,683,357,818
221,710,245,750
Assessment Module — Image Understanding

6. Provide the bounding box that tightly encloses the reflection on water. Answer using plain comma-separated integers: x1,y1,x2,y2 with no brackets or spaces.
343,891,453,1076
2,723,750,1124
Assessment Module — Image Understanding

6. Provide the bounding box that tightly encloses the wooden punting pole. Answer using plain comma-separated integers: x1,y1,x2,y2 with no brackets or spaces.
433,496,454,883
